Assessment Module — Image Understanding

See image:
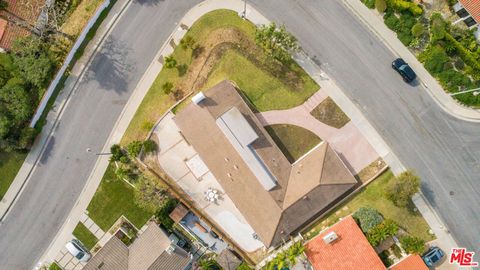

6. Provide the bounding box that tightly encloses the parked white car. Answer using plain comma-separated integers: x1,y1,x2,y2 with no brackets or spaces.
65,239,91,262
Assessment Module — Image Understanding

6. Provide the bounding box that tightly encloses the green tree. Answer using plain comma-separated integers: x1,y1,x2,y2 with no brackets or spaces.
386,170,420,207
0,81,32,123
411,22,425,37
0,114,11,138
422,45,449,74
126,140,143,158
400,236,425,254
375,0,387,13
155,198,178,231
255,22,298,63
0,0,8,10
134,175,168,212
110,144,129,163
11,37,55,88
353,207,383,233
430,13,446,41
164,55,177,68
143,139,157,153
366,219,398,246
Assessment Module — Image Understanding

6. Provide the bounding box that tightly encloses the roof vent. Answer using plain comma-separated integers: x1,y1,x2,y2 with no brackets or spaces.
322,231,338,244
166,244,176,254
192,92,206,105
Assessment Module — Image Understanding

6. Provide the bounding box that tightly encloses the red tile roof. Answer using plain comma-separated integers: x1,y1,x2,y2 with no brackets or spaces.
389,254,428,270
305,216,386,270
0,18,7,41
460,0,480,24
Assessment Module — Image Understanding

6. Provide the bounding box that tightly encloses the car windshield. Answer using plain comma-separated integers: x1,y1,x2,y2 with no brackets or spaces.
72,242,85,259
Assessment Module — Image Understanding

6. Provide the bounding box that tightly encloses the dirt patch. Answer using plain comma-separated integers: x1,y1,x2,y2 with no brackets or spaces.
310,97,350,129
356,158,387,183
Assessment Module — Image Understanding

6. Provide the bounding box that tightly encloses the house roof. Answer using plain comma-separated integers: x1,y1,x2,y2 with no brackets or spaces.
459,0,480,23
174,81,356,247
83,237,129,270
389,254,428,270
305,216,386,270
0,0,45,50
84,222,191,270
217,249,243,270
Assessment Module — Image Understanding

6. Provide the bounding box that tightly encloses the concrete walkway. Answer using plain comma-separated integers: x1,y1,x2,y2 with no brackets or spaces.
256,90,379,173
342,0,480,123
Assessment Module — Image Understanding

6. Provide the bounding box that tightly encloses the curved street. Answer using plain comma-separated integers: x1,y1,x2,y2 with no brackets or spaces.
0,0,478,269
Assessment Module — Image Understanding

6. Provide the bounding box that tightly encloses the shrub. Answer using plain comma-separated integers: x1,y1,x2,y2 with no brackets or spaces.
155,198,178,231
386,170,420,207
141,121,154,131
422,45,449,74
430,13,447,41
127,140,143,158
364,0,375,9
384,14,401,31
164,55,177,68
400,236,425,254
162,81,174,94
353,207,383,233
180,35,196,50
411,22,424,37
409,37,421,49
376,0,387,12
134,175,168,212
237,262,253,270
366,219,399,246
110,144,129,163
438,69,472,93
454,58,465,70
143,139,157,153
398,31,414,46
387,0,423,16
379,251,394,267
445,33,480,72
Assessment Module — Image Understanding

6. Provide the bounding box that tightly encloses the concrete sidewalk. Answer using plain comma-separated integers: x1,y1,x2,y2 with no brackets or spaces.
342,0,480,123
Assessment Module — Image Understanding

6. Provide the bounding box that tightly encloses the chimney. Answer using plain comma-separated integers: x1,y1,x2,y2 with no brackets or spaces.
322,231,338,244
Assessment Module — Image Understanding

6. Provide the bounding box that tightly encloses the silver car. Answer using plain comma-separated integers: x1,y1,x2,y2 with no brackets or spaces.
65,239,91,262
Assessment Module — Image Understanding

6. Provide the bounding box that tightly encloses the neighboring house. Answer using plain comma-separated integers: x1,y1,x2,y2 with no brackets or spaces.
305,216,428,270
0,0,46,50
173,80,357,248
83,222,193,270
453,0,480,28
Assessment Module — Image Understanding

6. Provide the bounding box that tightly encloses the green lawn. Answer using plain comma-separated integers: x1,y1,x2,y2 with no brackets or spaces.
265,124,321,163
204,50,318,111
121,9,318,144
0,151,27,200
49,262,62,270
72,222,98,250
310,97,350,129
304,170,434,242
87,164,153,231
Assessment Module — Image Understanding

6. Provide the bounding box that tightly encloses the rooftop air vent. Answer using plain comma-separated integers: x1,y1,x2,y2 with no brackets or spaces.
322,231,338,244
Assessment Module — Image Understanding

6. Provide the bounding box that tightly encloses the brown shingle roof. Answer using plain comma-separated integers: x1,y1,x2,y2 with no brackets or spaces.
389,254,428,270
84,222,191,270
174,81,357,247
83,237,129,270
169,203,189,224
305,216,386,270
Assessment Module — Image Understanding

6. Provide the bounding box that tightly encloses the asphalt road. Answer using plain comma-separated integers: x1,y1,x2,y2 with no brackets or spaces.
0,0,200,269
249,0,480,253
0,0,479,268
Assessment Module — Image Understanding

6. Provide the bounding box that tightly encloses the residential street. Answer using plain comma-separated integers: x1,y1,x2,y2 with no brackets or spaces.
0,0,478,269
248,0,479,252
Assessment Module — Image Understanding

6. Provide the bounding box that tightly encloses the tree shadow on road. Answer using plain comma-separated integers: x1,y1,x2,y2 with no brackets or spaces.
85,36,135,93
135,0,165,6
39,137,55,165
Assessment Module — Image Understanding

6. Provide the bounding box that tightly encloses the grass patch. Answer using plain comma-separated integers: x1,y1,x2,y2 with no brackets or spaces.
0,151,27,200
49,262,62,270
87,164,153,231
204,50,318,111
304,170,434,242
265,124,321,163
72,222,98,250
310,97,350,129
121,9,318,144
61,0,105,37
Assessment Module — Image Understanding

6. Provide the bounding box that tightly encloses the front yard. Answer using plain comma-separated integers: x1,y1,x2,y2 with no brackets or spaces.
86,164,153,231
121,9,319,145
72,222,99,250
304,170,434,242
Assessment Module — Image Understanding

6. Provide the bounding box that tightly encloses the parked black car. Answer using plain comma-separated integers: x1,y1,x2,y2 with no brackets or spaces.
392,58,417,83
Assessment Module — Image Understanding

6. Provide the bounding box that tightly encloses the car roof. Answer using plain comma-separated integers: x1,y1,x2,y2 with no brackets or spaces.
400,65,416,79
66,241,82,257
